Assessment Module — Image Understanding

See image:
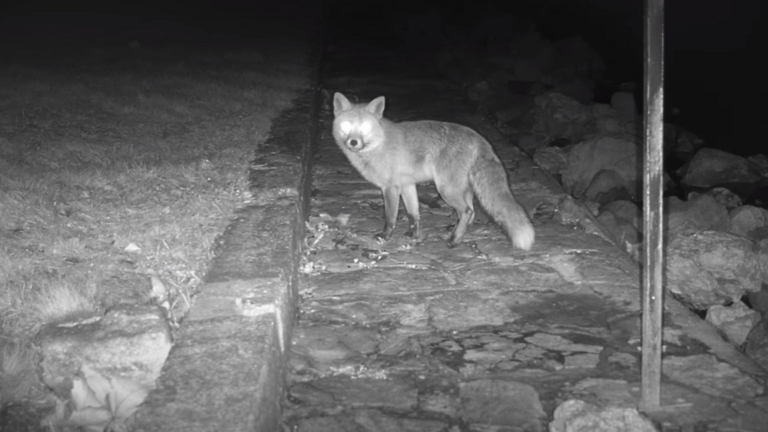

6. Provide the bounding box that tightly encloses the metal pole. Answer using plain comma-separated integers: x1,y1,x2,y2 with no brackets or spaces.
642,0,665,410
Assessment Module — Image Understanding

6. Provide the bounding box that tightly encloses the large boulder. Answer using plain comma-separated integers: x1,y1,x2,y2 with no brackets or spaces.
533,93,596,143
561,135,639,200
680,148,761,188
583,169,633,205
689,187,742,211
38,305,172,400
600,200,641,231
664,194,730,238
730,205,768,241
665,231,761,310
705,301,761,346
549,399,657,432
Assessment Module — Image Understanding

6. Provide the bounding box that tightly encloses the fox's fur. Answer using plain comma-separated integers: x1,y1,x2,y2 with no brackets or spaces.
332,92,535,250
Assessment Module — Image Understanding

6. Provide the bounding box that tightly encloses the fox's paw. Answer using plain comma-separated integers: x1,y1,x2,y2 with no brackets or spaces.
404,229,423,241
373,232,390,243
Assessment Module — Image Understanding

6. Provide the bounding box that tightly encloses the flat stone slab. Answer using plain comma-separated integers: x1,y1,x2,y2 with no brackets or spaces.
460,379,546,431
284,45,768,432
289,376,418,410
292,409,449,432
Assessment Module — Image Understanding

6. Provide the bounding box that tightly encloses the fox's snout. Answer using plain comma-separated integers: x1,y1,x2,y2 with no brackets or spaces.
345,137,364,151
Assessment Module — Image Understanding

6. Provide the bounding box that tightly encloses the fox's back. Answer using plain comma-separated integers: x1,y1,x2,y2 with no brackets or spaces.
390,120,486,172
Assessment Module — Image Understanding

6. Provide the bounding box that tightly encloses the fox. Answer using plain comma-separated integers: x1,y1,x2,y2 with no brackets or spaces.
332,92,535,251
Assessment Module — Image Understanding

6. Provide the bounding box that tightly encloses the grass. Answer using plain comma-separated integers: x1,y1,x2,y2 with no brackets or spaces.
0,36,312,406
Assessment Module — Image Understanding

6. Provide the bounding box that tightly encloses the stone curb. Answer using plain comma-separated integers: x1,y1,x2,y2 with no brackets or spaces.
130,86,319,431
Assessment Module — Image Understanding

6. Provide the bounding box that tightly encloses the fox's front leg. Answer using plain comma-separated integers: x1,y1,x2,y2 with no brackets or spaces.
374,186,401,241
401,183,421,239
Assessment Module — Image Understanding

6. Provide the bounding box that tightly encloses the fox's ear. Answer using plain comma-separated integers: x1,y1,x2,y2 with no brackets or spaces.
366,96,386,119
333,92,352,115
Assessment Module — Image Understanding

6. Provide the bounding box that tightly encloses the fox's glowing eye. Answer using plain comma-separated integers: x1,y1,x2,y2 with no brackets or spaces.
359,122,371,135
339,121,352,134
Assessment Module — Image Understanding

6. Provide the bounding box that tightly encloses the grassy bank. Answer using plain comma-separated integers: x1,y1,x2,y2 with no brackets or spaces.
0,36,312,406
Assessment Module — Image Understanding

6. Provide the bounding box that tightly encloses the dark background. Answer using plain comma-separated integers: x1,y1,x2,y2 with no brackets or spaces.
0,0,762,156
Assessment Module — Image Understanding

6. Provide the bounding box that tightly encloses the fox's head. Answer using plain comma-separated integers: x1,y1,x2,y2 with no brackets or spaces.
332,92,386,153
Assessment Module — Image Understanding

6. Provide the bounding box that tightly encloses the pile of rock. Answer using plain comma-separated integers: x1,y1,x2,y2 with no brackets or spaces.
435,27,768,382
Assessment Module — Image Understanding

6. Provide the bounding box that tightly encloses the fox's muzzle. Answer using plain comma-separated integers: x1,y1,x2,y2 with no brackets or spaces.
346,138,364,151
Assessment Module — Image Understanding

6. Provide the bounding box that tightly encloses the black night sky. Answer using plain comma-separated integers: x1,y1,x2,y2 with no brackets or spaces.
0,0,762,155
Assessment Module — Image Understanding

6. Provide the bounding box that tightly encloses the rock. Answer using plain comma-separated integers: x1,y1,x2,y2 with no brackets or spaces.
607,352,638,369
290,325,380,373
564,353,600,369
519,134,546,154
600,200,641,231
596,210,641,246
746,275,768,313
460,379,545,431
673,129,705,163
549,399,657,432
610,91,637,123
592,104,628,136
38,305,172,400
524,333,603,353
756,238,768,288
569,378,638,407
583,200,601,217
664,194,730,238
705,301,761,346
420,387,461,417
665,231,762,310
730,205,768,240
680,148,761,188
289,376,418,410
747,154,768,176
561,135,640,200
292,409,448,432
533,146,568,176
583,169,633,205
663,354,763,400
533,92,596,143
689,187,742,211
744,318,768,371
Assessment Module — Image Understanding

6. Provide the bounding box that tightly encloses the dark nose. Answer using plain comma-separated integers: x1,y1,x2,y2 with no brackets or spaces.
347,138,361,149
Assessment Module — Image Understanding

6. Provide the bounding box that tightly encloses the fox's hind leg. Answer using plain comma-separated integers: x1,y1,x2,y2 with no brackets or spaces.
436,180,475,247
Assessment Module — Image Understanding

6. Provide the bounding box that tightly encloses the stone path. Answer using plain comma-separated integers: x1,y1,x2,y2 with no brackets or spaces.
282,46,767,431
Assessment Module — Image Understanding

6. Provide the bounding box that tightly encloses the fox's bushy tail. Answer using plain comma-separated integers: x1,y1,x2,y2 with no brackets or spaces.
469,153,535,250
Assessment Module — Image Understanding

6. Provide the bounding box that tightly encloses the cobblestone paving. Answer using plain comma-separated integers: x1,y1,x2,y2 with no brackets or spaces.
282,46,767,432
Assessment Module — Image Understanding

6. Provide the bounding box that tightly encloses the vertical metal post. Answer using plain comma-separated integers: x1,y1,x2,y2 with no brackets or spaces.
642,0,665,410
